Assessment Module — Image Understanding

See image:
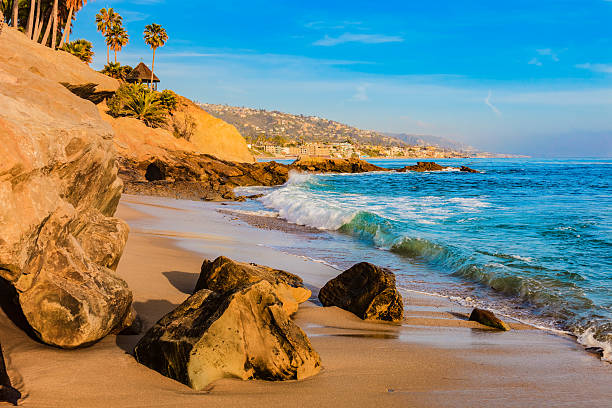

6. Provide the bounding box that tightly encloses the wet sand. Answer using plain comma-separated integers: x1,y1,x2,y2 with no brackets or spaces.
1,194,611,407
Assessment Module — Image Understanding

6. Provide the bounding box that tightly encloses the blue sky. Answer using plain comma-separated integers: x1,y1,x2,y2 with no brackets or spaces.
74,0,612,156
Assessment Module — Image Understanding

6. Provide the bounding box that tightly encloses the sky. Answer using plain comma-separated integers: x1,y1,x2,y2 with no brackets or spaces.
73,0,612,156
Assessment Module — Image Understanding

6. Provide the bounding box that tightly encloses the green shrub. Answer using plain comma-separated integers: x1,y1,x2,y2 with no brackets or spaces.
101,62,133,81
108,83,168,128
171,114,197,140
158,89,178,113
60,39,94,64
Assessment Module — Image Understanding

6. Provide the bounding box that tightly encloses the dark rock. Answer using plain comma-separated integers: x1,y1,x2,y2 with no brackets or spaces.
0,344,21,406
585,347,605,358
134,281,321,390
291,156,385,173
396,161,446,172
468,308,510,331
460,166,480,173
318,262,404,322
196,256,310,315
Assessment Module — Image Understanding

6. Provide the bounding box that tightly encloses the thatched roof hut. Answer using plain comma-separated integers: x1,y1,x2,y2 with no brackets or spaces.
126,62,160,89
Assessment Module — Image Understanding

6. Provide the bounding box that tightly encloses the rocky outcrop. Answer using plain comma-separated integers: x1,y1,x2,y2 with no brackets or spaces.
134,281,321,390
460,165,480,173
0,26,133,348
318,263,404,322
397,161,446,172
196,256,311,315
468,308,510,331
0,344,21,406
118,153,291,201
397,161,480,173
292,156,385,173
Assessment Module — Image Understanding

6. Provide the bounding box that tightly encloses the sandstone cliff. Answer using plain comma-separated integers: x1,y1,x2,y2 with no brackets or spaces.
0,27,133,348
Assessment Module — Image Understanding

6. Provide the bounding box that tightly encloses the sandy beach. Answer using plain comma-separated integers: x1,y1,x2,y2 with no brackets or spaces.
1,194,610,407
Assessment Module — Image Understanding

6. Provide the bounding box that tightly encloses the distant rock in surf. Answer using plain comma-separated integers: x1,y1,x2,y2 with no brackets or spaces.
318,262,404,322
396,161,480,173
196,256,311,315
134,281,321,390
291,156,385,173
468,308,510,331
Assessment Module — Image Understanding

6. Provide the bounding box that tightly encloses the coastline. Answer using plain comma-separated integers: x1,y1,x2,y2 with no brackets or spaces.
2,194,611,406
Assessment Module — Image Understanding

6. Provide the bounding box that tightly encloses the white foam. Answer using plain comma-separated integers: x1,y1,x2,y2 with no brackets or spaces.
577,327,612,362
509,254,533,262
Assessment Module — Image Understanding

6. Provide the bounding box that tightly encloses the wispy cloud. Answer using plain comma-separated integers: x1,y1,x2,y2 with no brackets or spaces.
350,84,369,101
576,63,612,74
314,33,404,46
537,48,560,62
305,21,363,30
485,90,501,116
528,58,543,67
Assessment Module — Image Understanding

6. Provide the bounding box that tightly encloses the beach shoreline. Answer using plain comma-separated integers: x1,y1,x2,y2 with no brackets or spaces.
1,194,611,407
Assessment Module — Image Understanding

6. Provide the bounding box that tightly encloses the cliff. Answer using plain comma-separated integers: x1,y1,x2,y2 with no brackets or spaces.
0,27,133,348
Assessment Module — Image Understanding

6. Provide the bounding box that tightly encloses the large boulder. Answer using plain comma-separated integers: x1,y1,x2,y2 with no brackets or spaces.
469,308,510,331
318,263,404,322
0,344,21,406
396,161,446,172
195,256,310,315
0,26,133,348
134,281,321,390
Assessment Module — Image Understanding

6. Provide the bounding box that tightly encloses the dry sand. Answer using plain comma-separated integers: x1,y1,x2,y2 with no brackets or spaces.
1,194,611,407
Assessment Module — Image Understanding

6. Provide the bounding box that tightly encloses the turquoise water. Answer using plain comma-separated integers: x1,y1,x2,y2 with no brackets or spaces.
239,158,612,358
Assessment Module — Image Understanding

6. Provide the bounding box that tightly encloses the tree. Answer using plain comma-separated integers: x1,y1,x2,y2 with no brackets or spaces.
106,23,128,63
59,0,86,48
96,8,121,64
11,0,18,27
143,23,167,88
25,0,35,38
108,83,168,128
60,38,94,64
50,0,58,49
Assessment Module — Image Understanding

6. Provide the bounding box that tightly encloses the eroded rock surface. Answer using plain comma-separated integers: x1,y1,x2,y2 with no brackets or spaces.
318,262,404,322
0,344,21,406
397,161,446,172
0,27,133,348
469,308,510,331
292,156,385,173
134,281,321,390
196,256,310,315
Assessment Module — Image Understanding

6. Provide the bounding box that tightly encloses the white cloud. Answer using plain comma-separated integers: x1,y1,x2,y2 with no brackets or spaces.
314,33,404,46
576,63,612,74
485,90,501,116
528,58,542,66
535,48,560,62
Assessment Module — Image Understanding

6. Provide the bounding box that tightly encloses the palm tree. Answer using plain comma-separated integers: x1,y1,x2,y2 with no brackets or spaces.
58,0,86,48
50,0,58,49
96,8,121,64
11,0,18,27
60,38,94,64
106,23,128,63
25,0,35,38
101,62,132,81
143,23,167,88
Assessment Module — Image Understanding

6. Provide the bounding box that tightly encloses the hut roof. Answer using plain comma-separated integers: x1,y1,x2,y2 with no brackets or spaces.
126,62,160,83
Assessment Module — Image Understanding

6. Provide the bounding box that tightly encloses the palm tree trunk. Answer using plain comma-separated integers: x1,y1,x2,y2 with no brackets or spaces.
50,0,58,49
40,8,53,46
58,6,72,48
11,0,19,27
150,47,156,89
114,49,117,63
26,0,36,38
34,1,43,40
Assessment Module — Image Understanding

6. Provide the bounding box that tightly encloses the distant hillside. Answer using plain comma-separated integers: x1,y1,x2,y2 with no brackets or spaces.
199,104,406,147
386,133,475,152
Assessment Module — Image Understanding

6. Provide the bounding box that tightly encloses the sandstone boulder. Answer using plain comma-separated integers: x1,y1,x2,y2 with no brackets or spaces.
0,344,21,406
469,308,510,331
0,26,133,348
196,256,311,315
134,281,321,390
318,263,404,322
292,156,385,173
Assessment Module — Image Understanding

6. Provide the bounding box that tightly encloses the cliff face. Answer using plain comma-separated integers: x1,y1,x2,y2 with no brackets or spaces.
0,28,133,348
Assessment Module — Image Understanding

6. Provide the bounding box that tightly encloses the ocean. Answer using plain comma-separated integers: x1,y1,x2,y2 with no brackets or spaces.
236,158,612,360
